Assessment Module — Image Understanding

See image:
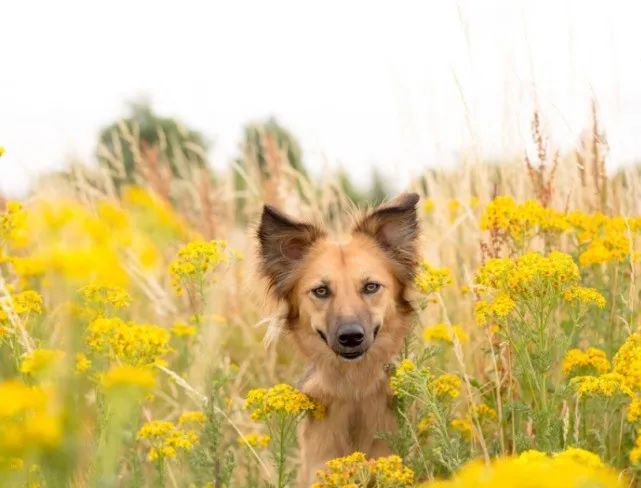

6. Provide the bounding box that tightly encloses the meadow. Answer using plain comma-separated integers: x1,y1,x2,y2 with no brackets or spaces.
1,110,641,487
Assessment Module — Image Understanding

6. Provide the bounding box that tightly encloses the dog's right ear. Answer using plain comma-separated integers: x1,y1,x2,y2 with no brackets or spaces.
257,205,325,298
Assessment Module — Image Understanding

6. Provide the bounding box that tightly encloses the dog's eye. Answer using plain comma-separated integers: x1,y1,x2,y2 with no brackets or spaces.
312,286,330,298
363,282,381,295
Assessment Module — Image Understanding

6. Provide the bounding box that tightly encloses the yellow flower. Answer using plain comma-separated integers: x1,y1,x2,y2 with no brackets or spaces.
631,428,641,464
169,240,228,294
429,373,461,398
419,450,623,487
19,349,64,375
422,323,469,345
313,452,413,488
423,198,435,214
172,321,197,337
178,411,205,426
0,147,5,157
450,418,472,438
0,290,44,323
627,397,641,423
415,261,452,295
371,455,414,486
75,353,91,373
448,199,461,222
0,381,62,455
469,403,497,422
86,317,170,366
571,373,633,398
243,384,322,421
476,251,579,298
237,433,271,448
562,347,610,375
137,419,198,462
101,365,156,391
562,286,606,308
389,359,429,397
553,447,604,469
80,283,131,314
612,333,641,391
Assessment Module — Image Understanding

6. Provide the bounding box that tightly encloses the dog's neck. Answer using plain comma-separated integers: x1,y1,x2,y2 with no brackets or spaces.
298,353,393,404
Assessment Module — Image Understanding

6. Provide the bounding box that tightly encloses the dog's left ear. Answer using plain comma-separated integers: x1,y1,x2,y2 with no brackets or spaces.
352,193,420,280
257,205,326,298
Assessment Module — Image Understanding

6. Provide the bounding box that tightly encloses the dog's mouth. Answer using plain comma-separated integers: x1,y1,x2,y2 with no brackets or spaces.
338,350,364,361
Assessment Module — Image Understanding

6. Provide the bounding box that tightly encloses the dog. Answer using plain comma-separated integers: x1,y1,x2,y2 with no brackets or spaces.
256,193,420,486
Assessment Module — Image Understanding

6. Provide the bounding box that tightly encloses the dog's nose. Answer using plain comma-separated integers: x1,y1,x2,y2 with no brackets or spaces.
337,323,365,348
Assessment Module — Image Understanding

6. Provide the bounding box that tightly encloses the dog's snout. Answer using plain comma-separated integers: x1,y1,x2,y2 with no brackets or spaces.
337,323,365,348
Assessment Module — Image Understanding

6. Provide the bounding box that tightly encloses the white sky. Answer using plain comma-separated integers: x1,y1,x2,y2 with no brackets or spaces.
2,0,641,195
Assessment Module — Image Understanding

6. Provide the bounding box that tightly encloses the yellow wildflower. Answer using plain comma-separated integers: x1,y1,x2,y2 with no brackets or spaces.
627,397,641,423
562,347,610,375
0,147,5,157
450,418,472,438
553,447,604,469
244,384,322,421
419,450,623,487
172,321,197,337
448,199,460,222
562,286,606,308
137,419,198,462
86,317,170,366
423,198,435,215
422,323,469,345
415,261,452,295
571,373,633,398
389,359,429,397
469,403,497,422
429,373,461,398
19,349,64,375
0,381,62,455
237,433,270,448
101,365,156,391
75,353,91,373
169,240,228,294
80,283,131,314
0,290,44,323
612,333,641,391
371,455,414,486
178,411,206,426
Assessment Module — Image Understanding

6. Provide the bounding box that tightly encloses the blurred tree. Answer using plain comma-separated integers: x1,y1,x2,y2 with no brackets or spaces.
234,117,307,217
97,101,208,192
336,167,390,206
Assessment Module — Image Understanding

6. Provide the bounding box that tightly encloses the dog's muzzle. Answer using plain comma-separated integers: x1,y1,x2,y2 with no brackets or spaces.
334,323,368,361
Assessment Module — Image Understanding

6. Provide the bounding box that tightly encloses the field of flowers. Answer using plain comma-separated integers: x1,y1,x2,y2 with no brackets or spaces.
1,120,641,488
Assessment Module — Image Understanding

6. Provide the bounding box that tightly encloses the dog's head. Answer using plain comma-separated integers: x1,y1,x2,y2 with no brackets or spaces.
257,193,419,367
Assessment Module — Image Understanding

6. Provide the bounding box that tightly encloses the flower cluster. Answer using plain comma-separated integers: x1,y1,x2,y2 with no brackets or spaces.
313,452,414,488
420,448,623,487
243,384,323,421
85,317,170,366
0,290,43,324
480,196,569,242
612,333,641,391
169,240,228,294
476,251,579,298
422,323,469,345
100,364,156,391
0,381,61,457
237,433,271,448
137,419,199,462
389,359,430,398
80,283,131,316
571,372,633,398
562,347,611,376
415,261,452,295
19,348,65,376
562,286,607,308
429,373,461,399
0,202,27,246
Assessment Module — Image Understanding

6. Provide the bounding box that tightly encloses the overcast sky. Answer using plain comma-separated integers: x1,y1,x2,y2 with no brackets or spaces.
2,0,641,195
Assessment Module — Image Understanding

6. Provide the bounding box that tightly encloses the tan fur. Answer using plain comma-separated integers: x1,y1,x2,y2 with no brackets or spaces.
256,194,419,487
